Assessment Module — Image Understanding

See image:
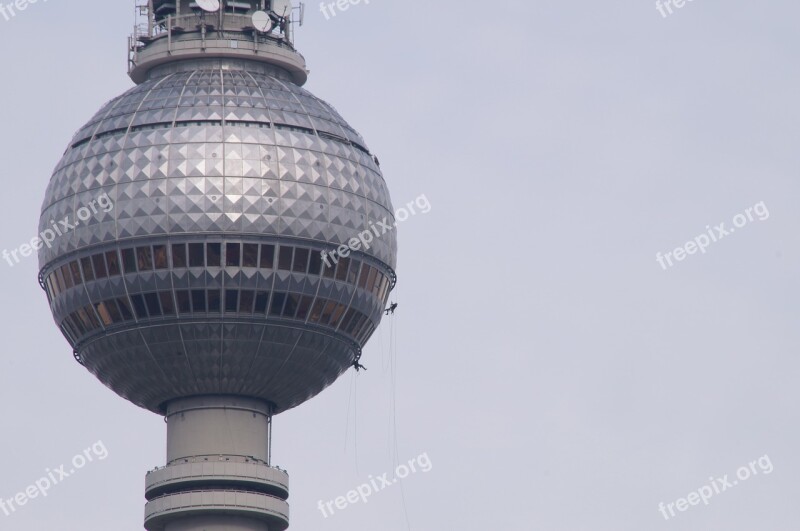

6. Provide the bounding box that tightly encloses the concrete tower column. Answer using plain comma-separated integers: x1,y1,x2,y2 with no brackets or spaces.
166,396,272,463
144,396,290,531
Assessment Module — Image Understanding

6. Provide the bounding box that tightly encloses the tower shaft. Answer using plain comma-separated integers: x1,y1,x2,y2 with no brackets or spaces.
144,396,289,531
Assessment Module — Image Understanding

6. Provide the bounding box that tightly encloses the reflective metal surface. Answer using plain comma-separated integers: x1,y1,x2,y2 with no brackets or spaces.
38,61,396,414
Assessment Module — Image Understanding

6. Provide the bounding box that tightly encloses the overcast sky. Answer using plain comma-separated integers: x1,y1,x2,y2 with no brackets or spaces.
1,0,799,529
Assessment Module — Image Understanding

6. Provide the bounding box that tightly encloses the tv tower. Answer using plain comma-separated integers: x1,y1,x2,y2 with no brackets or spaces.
37,1,396,528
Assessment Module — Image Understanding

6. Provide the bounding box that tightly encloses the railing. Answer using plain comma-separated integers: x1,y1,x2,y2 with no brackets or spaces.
144,489,290,523
135,12,287,40
128,12,296,72
147,454,287,474
145,459,290,497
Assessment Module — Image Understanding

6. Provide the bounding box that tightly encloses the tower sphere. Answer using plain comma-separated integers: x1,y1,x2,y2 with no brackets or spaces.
37,30,396,417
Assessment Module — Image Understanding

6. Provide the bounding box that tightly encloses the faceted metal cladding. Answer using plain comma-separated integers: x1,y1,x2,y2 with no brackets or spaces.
37,60,397,415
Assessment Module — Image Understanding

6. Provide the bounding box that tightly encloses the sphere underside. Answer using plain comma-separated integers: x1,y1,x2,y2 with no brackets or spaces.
38,65,396,414
83,322,355,414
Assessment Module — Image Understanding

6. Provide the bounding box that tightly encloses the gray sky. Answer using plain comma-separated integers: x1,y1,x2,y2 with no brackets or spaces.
1,0,799,529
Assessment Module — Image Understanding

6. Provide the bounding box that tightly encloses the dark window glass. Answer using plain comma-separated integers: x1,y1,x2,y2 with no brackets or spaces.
292,248,309,273
75,313,91,335
278,246,293,271
207,243,221,267
95,302,114,326
254,291,269,313
309,298,326,323
378,274,388,298
106,251,121,276
358,264,370,289
131,294,148,318
308,250,322,275
48,276,57,299
63,264,76,288
323,258,336,279
369,272,381,296
70,313,87,336
61,264,74,289
330,303,347,327
74,311,88,333
375,275,384,301
159,292,175,315
153,245,168,269
226,243,241,267
239,290,254,313
340,309,357,332
225,290,239,312
136,246,153,271
242,244,258,267
296,295,314,320
269,292,286,316
84,305,101,328
189,243,204,267
105,300,122,323
51,271,62,295
350,314,368,336
321,300,337,325
67,318,82,340
58,267,69,291
207,290,221,312
359,321,375,343
116,297,134,320
365,322,377,342
61,321,77,343
69,261,83,285
345,313,360,335
359,316,372,337
367,267,378,294
348,260,360,285
283,293,299,318
66,320,80,342
144,293,162,316
191,290,206,312
176,290,191,313
379,276,391,302
47,272,59,298
92,253,108,279
80,257,95,282
260,245,275,269
172,244,187,268
44,277,54,301
121,248,137,273
336,257,350,282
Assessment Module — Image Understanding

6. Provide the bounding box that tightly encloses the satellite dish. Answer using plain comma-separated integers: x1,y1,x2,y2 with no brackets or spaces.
271,0,292,18
252,10,273,32
196,0,220,12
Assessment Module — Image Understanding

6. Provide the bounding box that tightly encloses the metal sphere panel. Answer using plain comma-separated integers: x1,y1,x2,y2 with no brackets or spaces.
40,69,396,268
38,67,396,413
